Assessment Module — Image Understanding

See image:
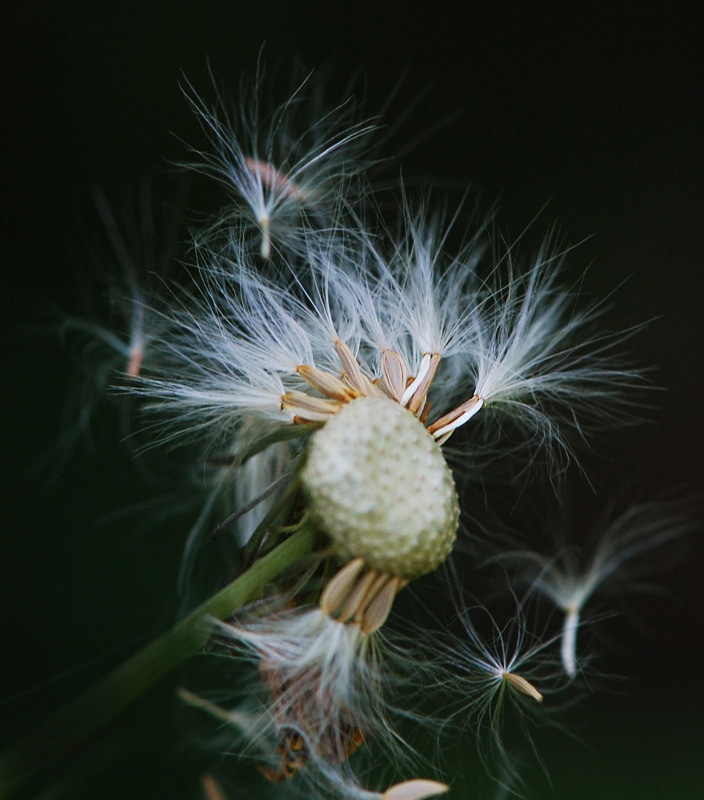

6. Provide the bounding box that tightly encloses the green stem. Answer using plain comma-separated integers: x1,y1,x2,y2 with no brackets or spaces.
0,524,315,798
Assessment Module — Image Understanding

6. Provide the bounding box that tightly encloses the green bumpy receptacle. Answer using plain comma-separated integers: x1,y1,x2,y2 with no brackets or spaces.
302,396,459,580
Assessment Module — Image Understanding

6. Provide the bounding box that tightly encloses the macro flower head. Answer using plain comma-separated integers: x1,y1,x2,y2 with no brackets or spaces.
139,197,645,570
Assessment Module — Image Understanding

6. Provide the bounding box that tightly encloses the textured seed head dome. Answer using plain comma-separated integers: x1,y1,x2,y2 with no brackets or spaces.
302,396,459,580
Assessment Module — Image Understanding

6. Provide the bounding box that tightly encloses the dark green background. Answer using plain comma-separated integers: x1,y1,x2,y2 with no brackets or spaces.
3,3,703,798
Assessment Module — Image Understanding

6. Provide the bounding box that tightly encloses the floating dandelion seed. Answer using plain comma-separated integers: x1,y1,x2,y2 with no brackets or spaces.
182,68,378,259
428,599,567,789
52,180,186,472
78,183,184,378
500,499,694,677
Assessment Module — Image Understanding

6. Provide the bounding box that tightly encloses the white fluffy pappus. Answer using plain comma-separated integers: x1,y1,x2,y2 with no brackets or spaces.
135,203,646,480
457,233,647,469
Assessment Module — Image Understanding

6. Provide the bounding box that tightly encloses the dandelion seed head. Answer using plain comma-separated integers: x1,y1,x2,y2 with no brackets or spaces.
70,65,672,800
